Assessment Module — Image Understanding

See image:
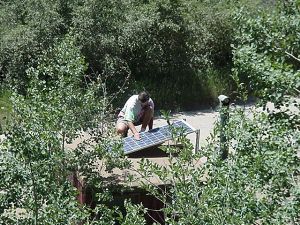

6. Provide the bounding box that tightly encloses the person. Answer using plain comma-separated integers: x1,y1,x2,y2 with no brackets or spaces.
116,91,154,140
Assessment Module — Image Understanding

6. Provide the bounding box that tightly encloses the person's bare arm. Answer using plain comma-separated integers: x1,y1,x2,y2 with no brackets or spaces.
128,121,140,140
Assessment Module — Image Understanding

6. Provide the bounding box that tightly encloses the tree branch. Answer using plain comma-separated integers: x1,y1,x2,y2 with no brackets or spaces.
274,46,300,63
284,51,300,63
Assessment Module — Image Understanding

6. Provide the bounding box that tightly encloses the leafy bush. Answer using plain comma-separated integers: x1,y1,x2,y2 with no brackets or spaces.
232,1,300,99
0,0,71,91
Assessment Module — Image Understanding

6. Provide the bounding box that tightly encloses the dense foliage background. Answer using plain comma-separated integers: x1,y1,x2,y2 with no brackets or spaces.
0,0,246,109
0,0,299,224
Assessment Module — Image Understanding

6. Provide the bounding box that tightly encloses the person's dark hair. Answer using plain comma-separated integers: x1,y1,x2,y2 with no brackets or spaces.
138,91,150,103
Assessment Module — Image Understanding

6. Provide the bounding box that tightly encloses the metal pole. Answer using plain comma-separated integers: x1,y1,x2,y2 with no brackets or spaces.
218,95,230,159
195,129,200,153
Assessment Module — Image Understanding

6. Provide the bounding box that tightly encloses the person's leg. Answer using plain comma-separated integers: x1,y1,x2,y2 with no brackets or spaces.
116,119,129,137
148,116,153,130
140,107,154,132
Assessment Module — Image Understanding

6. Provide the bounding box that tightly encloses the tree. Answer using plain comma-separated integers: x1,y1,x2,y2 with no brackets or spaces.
0,35,132,224
134,2,299,224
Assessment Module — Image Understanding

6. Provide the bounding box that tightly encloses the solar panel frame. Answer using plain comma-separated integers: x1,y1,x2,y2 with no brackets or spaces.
122,120,196,155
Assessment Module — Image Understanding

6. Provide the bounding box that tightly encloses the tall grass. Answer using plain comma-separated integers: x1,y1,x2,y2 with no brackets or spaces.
129,67,234,112
198,67,234,106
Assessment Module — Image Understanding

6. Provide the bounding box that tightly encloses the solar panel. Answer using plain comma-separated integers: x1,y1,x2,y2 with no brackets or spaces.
122,120,195,155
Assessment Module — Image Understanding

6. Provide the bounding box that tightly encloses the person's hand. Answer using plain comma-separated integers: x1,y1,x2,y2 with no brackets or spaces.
133,132,140,140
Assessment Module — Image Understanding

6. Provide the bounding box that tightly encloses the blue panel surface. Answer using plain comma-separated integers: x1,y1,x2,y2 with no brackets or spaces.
123,120,195,154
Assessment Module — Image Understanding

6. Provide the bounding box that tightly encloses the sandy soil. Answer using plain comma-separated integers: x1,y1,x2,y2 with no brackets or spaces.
63,107,220,151
67,99,300,151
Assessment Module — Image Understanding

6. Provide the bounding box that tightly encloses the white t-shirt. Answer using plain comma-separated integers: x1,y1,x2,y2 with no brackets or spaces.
118,95,154,123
